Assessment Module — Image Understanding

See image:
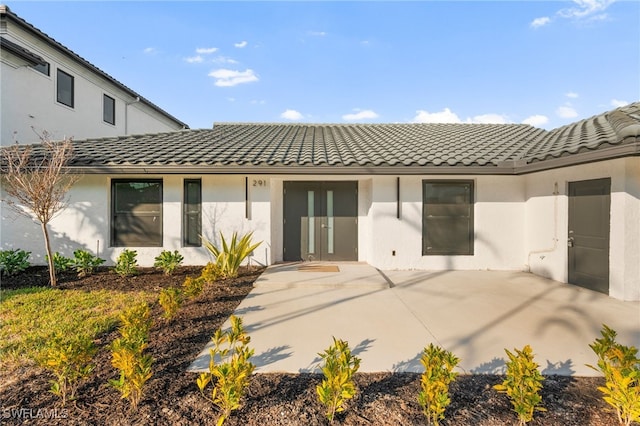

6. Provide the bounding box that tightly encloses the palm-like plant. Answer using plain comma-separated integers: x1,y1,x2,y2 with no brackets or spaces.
202,232,262,279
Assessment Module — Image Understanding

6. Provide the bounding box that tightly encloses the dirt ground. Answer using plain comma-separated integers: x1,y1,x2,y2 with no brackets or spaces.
0,266,617,425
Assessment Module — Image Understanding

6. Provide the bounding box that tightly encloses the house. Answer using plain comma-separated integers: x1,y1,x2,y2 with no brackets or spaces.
1,102,639,301
0,5,188,146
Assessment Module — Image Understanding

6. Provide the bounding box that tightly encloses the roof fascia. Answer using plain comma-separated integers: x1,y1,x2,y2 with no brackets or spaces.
0,36,46,65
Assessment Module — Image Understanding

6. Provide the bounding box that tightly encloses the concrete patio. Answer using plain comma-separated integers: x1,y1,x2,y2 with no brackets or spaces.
189,263,640,376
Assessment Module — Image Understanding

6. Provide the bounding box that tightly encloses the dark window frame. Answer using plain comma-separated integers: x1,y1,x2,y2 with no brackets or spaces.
31,62,50,76
56,68,74,108
422,180,475,256
183,179,202,247
103,94,116,125
111,179,163,247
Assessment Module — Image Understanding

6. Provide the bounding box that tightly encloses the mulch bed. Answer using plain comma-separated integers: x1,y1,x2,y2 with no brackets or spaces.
0,266,617,425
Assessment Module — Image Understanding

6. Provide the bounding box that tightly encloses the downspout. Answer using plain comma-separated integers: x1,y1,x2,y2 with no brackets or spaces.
124,96,140,135
526,182,559,272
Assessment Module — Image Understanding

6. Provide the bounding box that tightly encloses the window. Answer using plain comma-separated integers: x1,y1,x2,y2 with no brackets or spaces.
423,180,474,255
32,62,50,76
56,69,74,107
111,180,162,247
183,179,202,246
103,94,115,125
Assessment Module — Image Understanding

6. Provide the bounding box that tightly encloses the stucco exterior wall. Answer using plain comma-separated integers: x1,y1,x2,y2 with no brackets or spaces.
0,24,184,145
524,157,640,301
2,163,638,300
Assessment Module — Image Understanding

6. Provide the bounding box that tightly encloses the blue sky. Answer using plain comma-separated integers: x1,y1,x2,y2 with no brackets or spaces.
7,1,639,129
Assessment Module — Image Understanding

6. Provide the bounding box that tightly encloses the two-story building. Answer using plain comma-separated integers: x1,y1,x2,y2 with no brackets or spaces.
0,5,188,145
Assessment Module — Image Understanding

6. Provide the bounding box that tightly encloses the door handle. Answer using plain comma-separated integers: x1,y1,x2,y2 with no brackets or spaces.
568,237,575,248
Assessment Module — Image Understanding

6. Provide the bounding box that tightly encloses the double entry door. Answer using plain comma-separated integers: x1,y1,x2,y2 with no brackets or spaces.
283,181,358,261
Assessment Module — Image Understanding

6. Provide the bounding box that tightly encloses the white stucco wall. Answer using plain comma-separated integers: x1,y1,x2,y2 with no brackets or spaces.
2,163,638,300
0,25,184,146
524,157,640,301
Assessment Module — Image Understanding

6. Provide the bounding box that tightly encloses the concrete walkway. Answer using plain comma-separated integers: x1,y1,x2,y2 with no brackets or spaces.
189,263,640,376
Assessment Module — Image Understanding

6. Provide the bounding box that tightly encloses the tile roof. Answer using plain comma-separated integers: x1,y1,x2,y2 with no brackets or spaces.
4,103,639,175
0,5,189,130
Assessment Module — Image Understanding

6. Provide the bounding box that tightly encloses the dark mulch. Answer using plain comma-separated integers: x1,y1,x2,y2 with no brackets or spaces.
0,266,616,425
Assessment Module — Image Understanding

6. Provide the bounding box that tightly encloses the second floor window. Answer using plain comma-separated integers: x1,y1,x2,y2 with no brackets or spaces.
56,69,74,108
103,94,115,125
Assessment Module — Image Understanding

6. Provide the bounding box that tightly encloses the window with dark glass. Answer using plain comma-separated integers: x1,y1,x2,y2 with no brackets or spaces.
32,62,50,76
111,180,162,247
423,180,474,255
183,179,202,246
103,94,115,125
56,69,74,107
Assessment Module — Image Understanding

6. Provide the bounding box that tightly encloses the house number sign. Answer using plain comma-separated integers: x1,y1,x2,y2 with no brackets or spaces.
252,179,268,187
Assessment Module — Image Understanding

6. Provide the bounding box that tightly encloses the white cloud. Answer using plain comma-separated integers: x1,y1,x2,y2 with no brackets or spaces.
468,114,509,124
566,92,579,98
196,47,218,54
522,115,550,127
530,17,551,28
143,47,157,55
281,109,303,120
308,31,327,37
556,105,579,118
208,69,259,87
234,41,248,48
251,100,266,105
342,109,379,121
227,97,236,102
185,55,204,64
611,99,629,108
412,108,462,123
558,0,615,20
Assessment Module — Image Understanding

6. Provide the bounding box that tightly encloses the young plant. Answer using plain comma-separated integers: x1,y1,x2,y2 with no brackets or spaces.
115,249,139,277
42,332,96,405
588,324,640,426
110,303,154,411
154,250,184,275
197,315,255,426
417,343,460,426
200,262,222,285
202,232,262,279
0,249,30,276
73,249,105,277
316,337,361,423
46,252,73,273
493,344,545,425
158,287,183,321
182,276,205,299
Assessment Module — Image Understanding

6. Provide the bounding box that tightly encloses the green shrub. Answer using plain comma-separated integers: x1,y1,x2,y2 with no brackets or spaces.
72,249,105,277
46,252,73,273
417,344,460,426
154,250,184,275
588,324,640,426
200,262,222,284
197,315,255,426
158,287,183,321
493,344,545,425
182,276,205,299
110,302,154,411
115,249,138,277
316,337,361,423
42,332,96,405
202,232,262,279
0,249,31,276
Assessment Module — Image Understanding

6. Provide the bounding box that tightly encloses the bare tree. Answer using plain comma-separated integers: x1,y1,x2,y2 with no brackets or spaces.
1,134,80,286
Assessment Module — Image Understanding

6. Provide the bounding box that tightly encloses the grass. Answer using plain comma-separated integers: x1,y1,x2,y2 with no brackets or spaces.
0,287,155,369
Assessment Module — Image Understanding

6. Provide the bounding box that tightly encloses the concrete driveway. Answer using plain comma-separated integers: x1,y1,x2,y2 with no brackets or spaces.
189,263,640,376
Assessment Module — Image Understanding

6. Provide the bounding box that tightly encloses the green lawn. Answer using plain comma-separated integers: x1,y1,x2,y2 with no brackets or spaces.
0,287,155,369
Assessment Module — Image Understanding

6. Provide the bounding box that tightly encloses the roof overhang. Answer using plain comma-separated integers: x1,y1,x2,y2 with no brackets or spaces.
0,36,46,65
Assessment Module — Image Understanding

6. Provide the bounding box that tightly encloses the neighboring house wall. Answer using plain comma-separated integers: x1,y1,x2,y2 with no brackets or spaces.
524,157,640,301
0,9,186,145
